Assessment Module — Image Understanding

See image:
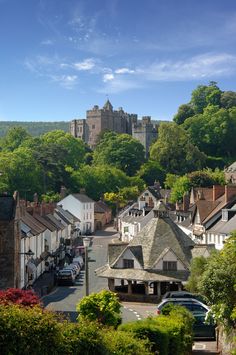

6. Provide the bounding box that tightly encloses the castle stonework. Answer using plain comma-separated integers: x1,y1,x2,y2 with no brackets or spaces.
0,193,21,289
132,116,158,158
70,100,158,155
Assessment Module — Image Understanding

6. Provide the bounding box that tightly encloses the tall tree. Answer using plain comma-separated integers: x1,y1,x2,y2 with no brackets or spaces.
93,132,145,176
150,123,206,175
173,104,195,125
1,127,31,152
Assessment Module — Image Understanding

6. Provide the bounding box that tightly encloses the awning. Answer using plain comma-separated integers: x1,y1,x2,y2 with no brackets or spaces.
27,261,37,274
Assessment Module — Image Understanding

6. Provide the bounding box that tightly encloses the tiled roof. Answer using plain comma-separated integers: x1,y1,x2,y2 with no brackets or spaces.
225,162,236,173
208,213,236,234
94,200,111,213
72,193,94,203
195,200,220,223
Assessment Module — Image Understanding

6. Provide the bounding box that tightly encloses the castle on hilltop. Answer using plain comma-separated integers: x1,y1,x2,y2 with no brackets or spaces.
70,100,158,157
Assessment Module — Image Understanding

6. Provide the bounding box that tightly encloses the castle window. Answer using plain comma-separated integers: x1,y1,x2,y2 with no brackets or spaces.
92,124,95,129
123,259,134,268
124,226,129,233
163,261,177,271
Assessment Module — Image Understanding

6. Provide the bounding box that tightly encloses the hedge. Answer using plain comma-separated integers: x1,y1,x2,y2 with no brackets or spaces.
118,306,194,355
0,304,152,355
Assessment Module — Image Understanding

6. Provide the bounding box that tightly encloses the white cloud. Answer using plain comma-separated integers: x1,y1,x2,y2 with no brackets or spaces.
41,39,54,46
139,53,236,81
103,73,114,82
115,68,135,74
73,58,95,71
50,75,78,89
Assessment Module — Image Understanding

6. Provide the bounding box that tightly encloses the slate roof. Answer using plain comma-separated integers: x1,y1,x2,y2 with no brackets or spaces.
96,267,189,282
45,214,65,230
94,200,111,213
126,214,195,270
56,205,80,222
225,162,236,173
21,212,46,235
96,202,195,282
208,213,236,234
0,195,15,220
191,244,215,258
72,193,94,203
33,214,57,232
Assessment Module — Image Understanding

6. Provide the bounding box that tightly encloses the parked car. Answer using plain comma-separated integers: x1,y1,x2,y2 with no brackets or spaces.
162,291,206,304
72,256,84,269
192,312,216,340
156,298,209,315
57,269,75,286
64,264,80,277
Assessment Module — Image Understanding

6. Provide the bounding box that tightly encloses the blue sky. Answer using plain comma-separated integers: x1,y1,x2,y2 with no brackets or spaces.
1,0,236,122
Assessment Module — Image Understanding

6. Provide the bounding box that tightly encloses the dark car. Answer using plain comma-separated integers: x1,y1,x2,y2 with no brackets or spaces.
162,291,206,304
57,269,75,286
157,298,209,315
193,312,216,340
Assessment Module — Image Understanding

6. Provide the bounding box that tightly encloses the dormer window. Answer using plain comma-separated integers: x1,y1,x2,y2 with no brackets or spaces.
222,209,228,222
163,261,177,271
123,259,134,268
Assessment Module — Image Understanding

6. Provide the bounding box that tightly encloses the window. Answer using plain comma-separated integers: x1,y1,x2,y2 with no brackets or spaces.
124,226,129,233
123,259,134,268
92,124,95,129
163,261,177,271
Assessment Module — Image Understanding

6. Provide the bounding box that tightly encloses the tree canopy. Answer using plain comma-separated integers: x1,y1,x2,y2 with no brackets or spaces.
93,131,145,176
150,122,206,175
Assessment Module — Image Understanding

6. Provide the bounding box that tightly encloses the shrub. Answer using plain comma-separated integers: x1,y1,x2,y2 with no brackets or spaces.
0,304,64,354
102,328,152,355
76,290,122,327
119,307,194,355
0,288,41,307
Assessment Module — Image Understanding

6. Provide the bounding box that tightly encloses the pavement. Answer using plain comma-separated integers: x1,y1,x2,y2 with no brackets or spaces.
192,340,222,354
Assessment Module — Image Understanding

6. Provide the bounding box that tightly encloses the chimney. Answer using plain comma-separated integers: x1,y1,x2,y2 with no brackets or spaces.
80,188,86,194
183,193,190,212
225,185,236,204
60,186,67,199
213,185,225,201
33,193,38,204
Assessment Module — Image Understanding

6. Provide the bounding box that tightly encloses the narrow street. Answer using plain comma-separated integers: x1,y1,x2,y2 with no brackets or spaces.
43,227,145,322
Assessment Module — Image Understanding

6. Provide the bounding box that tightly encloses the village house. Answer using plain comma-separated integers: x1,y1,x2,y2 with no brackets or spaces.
118,182,171,242
94,200,112,230
58,192,95,234
96,201,209,302
0,193,21,289
178,185,236,249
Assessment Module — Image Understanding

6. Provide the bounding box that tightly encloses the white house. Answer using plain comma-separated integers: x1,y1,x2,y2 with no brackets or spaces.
58,193,95,234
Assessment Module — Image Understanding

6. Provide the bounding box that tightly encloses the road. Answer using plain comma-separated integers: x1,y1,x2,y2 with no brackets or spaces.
43,227,156,322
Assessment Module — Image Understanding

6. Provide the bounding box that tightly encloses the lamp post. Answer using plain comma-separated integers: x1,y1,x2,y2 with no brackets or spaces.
83,237,90,296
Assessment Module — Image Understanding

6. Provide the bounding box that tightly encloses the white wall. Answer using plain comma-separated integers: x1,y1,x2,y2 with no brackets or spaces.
154,250,186,271
114,248,142,269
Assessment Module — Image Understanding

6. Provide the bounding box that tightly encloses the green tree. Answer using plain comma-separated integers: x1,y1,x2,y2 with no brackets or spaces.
185,256,208,294
93,132,145,176
170,175,191,203
1,126,31,151
42,130,86,169
150,123,206,175
220,91,236,109
198,234,236,327
76,290,122,328
136,160,165,186
190,82,221,114
173,104,195,125
0,147,42,197
187,169,225,187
